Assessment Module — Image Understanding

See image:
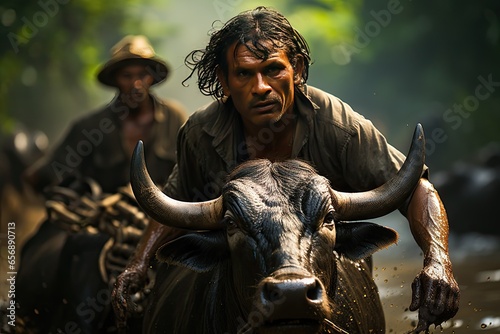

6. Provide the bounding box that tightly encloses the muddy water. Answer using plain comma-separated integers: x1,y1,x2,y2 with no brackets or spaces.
373,214,500,333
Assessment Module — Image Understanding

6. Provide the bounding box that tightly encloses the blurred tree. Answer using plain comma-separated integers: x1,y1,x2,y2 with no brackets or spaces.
0,0,173,141
239,0,364,64
340,0,500,171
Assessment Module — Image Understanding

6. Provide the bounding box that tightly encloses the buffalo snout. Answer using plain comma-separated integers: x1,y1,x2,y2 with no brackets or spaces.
255,273,329,334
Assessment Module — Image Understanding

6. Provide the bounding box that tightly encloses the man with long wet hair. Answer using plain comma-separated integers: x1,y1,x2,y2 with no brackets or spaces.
113,7,459,333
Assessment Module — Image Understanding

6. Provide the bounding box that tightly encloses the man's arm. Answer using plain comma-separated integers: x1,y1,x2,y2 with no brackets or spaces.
112,161,191,328
112,219,184,329
406,178,460,332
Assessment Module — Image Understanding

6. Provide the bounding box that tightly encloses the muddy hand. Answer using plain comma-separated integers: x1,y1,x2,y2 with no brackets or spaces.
405,305,439,334
408,258,460,332
111,264,148,330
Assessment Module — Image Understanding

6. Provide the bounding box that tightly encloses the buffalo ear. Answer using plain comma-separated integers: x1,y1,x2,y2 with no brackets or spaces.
156,231,229,273
335,222,398,261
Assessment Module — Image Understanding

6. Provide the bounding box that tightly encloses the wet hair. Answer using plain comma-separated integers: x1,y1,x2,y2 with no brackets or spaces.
183,6,311,100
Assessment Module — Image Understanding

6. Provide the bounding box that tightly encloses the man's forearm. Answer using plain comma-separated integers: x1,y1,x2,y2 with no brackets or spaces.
407,178,452,267
130,219,183,266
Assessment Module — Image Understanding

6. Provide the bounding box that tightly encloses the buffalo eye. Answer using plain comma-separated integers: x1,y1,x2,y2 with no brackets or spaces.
322,210,335,231
223,211,239,234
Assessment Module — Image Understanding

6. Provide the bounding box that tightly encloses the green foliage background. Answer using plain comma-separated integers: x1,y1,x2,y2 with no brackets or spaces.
1,0,499,171
0,0,175,140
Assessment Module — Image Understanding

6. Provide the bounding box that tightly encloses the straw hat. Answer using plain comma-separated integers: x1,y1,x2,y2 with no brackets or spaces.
97,35,169,87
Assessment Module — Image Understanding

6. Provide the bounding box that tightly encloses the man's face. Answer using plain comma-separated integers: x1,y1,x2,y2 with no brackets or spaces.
114,63,154,107
219,41,303,131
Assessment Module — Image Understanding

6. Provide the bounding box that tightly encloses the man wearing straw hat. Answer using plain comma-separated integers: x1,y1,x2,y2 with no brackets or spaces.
17,35,187,333
24,34,187,194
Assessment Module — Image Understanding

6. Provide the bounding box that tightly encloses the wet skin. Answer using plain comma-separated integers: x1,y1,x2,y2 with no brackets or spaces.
218,41,304,160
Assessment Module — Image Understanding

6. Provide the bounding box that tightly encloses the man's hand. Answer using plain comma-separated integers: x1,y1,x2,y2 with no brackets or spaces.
112,262,149,330
409,258,460,333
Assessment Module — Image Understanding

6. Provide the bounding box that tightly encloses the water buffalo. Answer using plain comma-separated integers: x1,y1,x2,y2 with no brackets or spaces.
130,125,425,334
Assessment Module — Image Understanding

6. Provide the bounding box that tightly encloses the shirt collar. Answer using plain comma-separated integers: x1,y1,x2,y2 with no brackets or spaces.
108,93,165,123
203,85,319,167
202,99,240,170
107,93,175,160
291,85,318,157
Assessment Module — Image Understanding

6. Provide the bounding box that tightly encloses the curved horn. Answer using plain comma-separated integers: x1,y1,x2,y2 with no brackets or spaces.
130,141,223,230
332,124,425,221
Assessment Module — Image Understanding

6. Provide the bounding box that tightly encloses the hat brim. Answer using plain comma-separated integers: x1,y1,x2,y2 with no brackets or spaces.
97,57,170,87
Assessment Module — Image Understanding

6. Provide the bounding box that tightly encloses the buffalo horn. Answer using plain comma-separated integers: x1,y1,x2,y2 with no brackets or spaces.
331,124,425,221
130,141,223,230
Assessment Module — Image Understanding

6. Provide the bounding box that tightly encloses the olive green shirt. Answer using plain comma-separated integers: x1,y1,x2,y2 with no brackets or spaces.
30,94,187,193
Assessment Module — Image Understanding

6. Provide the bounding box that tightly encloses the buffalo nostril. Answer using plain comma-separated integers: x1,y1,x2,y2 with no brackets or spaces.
306,278,323,303
262,281,284,303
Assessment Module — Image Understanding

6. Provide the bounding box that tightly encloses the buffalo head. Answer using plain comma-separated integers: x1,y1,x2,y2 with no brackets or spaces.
131,125,425,333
